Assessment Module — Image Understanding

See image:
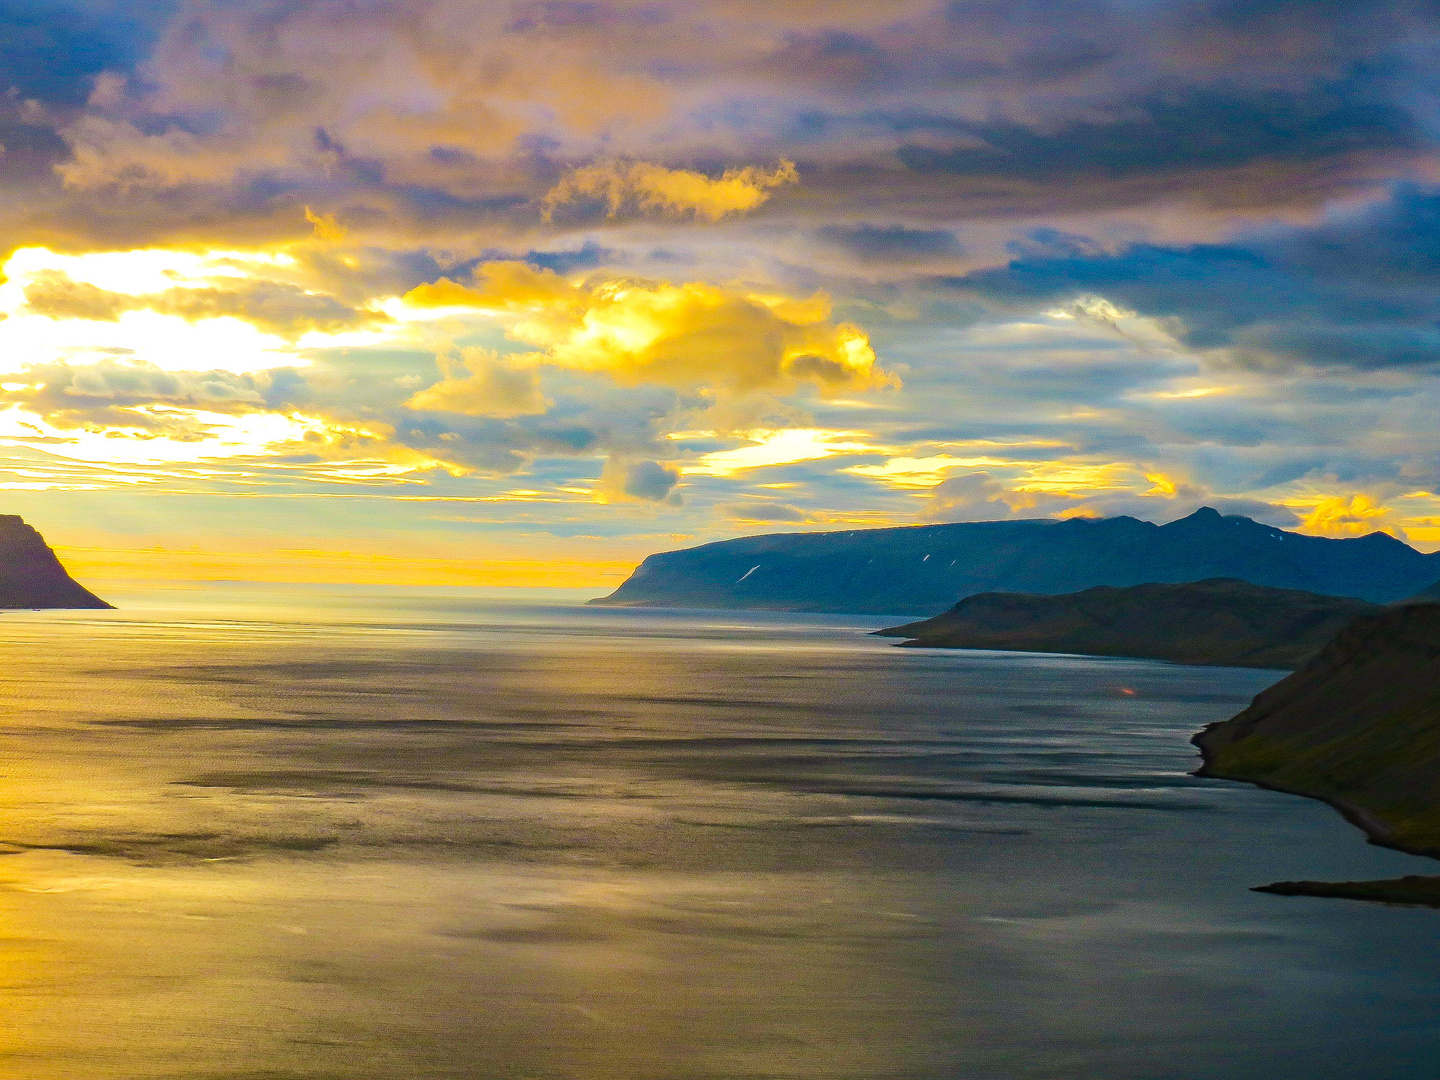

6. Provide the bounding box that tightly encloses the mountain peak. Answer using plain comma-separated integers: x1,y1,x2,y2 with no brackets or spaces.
1173,506,1225,525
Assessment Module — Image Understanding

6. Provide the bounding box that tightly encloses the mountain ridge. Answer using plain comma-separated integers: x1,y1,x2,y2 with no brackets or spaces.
593,508,1440,615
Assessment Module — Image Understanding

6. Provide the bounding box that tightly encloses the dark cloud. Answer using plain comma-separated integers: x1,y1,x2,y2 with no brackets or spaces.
818,224,964,263
718,501,807,523
617,458,680,502
7,0,1439,257
950,184,1440,371
896,86,1417,185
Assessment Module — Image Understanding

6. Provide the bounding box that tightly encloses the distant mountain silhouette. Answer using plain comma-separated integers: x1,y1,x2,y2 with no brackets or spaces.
875,578,1378,668
0,516,111,609
593,508,1440,615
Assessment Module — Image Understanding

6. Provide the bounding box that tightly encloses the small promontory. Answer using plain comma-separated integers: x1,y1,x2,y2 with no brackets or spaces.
0,516,112,609
1194,602,1440,857
876,578,1378,669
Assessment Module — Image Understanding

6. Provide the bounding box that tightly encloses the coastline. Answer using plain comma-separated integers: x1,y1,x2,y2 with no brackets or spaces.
1192,723,1440,907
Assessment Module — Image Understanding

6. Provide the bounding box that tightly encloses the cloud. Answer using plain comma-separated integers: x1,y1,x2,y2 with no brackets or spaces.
952,185,1440,373
2,358,266,429
895,86,1417,190
403,262,892,395
7,0,1440,570
405,348,551,418
21,270,380,339
600,457,681,503
924,468,1300,526
817,224,964,264
543,160,798,221
718,500,807,523
928,471,1033,519
1298,493,1401,538
22,0,1438,257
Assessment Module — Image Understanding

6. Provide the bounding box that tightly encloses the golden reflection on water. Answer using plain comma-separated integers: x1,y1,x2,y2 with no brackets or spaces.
0,600,949,1079
0,853,939,1078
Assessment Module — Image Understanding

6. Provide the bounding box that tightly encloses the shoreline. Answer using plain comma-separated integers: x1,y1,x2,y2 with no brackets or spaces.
1191,722,1439,860
1191,723,1440,907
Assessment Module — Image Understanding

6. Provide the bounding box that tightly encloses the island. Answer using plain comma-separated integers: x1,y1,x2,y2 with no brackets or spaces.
0,515,112,609
874,578,1379,669
592,508,1440,616
1194,601,1440,906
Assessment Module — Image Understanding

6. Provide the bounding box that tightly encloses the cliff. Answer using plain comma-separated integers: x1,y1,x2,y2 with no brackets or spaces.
0,516,112,609
1193,602,1440,857
876,578,1378,668
593,507,1440,616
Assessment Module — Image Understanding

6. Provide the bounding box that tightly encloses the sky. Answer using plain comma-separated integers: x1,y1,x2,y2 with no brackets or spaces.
4,0,1440,586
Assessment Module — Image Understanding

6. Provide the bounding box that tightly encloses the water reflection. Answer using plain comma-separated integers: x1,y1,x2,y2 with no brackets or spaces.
0,584,1436,1078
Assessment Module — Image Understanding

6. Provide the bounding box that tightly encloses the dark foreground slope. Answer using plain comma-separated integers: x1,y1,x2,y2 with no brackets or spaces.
0,516,111,609
876,579,1378,668
1405,577,1440,604
1194,603,1440,857
594,507,1440,615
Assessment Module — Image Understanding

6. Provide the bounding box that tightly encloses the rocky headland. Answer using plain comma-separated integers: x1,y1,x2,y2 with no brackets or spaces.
0,515,112,609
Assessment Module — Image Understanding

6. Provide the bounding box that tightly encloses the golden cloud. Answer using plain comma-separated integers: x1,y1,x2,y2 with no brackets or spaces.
21,269,379,340
542,160,798,221
406,347,551,418
1297,494,1400,538
402,262,891,395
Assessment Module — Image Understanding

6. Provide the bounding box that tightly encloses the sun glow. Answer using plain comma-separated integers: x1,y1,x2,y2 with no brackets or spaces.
0,247,392,374
0,405,443,478
683,429,880,476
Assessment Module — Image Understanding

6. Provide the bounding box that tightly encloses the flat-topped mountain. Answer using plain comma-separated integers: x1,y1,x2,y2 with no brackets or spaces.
593,508,1440,616
0,516,111,609
876,578,1379,669
1194,602,1440,858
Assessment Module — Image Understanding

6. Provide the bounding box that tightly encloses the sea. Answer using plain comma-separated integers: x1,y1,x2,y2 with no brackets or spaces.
0,583,1437,1079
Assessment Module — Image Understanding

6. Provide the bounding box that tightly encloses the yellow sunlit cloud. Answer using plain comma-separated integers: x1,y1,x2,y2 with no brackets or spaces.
1018,461,1148,493
0,247,393,375
543,160,798,221
0,309,298,375
1291,493,1400,538
3,246,295,295
847,454,1017,488
0,244,904,532
0,405,450,488
405,347,552,417
0,405,320,465
683,429,880,476
1145,386,1236,400
402,262,890,395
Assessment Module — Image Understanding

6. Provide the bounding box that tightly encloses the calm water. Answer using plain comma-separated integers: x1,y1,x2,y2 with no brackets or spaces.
0,584,1437,1079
